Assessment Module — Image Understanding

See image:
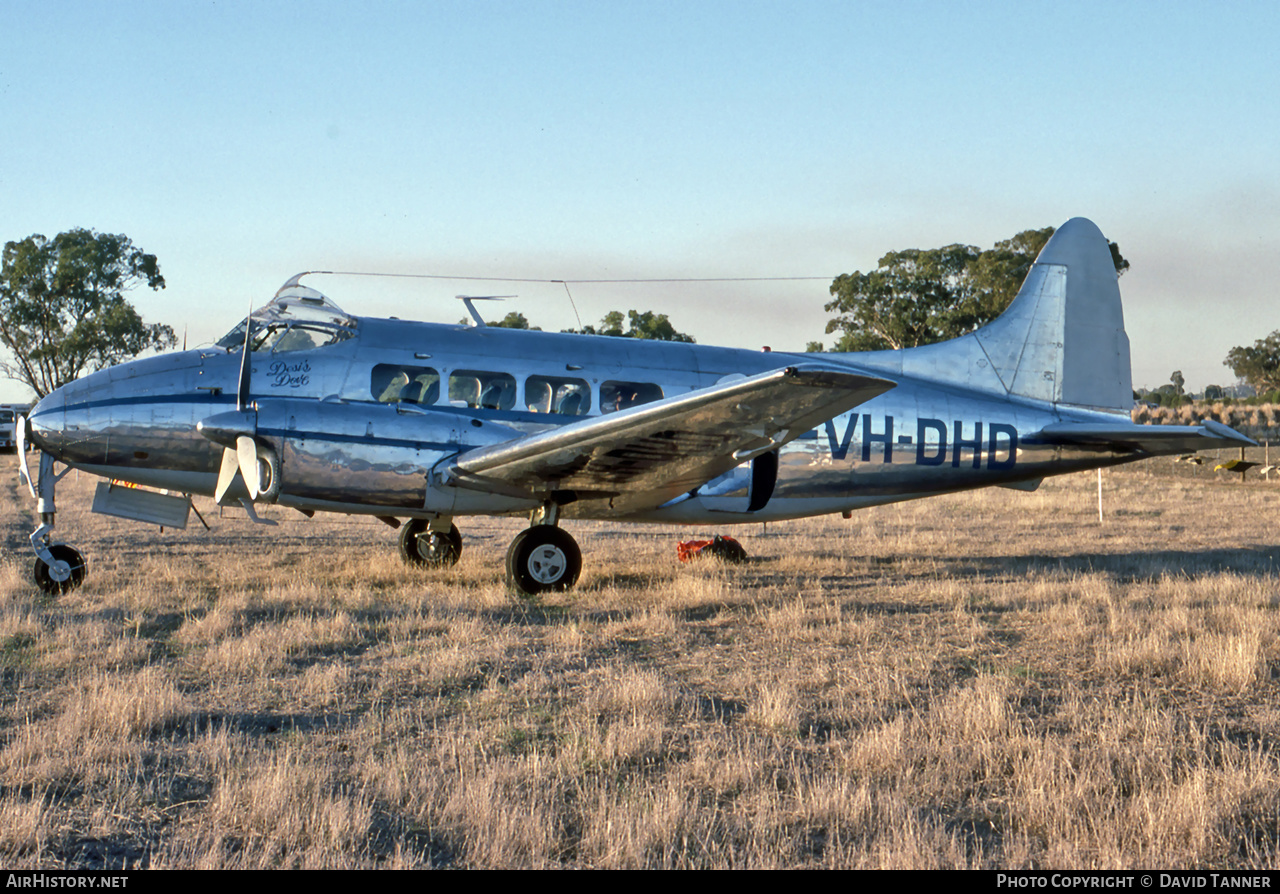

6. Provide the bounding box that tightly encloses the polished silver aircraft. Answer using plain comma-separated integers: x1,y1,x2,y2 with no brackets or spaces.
15,218,1253,596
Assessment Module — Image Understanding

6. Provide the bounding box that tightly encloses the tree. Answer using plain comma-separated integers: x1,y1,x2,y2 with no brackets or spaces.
564,309,695,342
459,311,541,330
1170,370,1185,397
0,229,176,397
822,226,1130,352
1225,331,1280,395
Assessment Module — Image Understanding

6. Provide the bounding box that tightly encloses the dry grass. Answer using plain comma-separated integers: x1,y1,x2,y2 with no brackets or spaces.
3,456,1280,867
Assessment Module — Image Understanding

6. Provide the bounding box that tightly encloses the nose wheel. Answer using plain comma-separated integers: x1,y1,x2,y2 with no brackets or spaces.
506,525,581,597
33,544,87,596
23,448,87,596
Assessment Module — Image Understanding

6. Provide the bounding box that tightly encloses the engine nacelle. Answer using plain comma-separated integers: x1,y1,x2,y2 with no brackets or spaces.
251,399,520,510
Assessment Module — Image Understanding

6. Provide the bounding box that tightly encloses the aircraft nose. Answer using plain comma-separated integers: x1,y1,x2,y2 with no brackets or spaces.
26,386,68,455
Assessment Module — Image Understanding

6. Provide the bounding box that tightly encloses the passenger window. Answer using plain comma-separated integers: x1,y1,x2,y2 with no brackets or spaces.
600,381,663,414
526,375,590,416
372,364,440,404
450,370,516,410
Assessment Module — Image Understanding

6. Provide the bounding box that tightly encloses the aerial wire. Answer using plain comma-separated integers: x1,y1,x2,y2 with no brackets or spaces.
308,270,832,284
302,270,833,331
557,281,583,331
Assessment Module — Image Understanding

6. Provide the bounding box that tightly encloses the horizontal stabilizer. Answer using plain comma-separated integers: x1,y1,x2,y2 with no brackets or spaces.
445,364,895,513
1032,418,1256,456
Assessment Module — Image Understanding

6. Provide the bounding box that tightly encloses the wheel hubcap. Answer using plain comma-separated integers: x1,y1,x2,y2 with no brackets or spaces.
527,544,566,584
418,534,451,563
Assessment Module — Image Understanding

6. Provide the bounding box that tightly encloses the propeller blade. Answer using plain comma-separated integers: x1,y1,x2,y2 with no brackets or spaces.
236,294,253,411
214,446,241,504
237,435,260,499
16,415,36,499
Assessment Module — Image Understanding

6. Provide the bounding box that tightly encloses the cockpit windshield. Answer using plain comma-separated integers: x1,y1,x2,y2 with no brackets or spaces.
217,281,358,353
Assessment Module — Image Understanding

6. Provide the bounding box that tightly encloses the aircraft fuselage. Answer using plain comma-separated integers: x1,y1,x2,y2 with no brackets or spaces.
27,316,1133,525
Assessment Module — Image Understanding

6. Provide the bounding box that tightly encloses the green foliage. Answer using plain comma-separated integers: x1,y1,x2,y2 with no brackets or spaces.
1146,382,1191,408
0,229,175,397
491,311,538,330
565,309,695,342
824,226,1129,352
1225,331,1280,395
1170,370,1185,397
457,311,540,329
1203,384,1225,401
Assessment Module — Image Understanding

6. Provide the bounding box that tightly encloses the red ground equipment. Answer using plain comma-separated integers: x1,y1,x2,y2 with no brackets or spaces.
677,535,747,563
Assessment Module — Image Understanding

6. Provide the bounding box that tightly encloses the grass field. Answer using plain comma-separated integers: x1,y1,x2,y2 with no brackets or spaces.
2,453,1279,868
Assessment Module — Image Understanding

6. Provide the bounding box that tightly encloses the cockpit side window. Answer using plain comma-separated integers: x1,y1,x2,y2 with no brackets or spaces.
218,321,354,353
450,370,516,411
217,286,357,353
600,380,663,414
372,364,440,404
526,375,590,415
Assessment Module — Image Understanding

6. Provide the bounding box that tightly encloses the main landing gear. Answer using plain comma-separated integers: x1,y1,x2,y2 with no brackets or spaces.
397,506,582,598
505,503,581,597
505,525,581,596
399,519,463,567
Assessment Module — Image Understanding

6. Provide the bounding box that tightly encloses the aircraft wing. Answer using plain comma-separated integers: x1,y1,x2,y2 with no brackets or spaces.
443,364,895,512
1032,418,1256,455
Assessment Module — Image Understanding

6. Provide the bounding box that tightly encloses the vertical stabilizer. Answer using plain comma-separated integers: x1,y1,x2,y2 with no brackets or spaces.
830,217,1133,413
974,217,1131,412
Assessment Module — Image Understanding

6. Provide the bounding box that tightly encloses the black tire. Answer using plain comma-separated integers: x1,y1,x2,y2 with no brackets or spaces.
505,526,581,597
398,520,462,567
33,544,87,595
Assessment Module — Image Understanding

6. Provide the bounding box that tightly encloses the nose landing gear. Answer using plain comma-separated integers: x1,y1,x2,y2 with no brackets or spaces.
33,543,87,595
20,446,87,596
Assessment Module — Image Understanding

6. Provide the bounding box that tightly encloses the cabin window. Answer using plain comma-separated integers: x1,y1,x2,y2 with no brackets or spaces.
450,370,516,410
600,380,664,414
372,364,440,404
525,375,590,416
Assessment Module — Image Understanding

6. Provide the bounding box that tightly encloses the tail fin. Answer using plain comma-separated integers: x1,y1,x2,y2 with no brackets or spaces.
847,217,1133,414
973,217,1131,412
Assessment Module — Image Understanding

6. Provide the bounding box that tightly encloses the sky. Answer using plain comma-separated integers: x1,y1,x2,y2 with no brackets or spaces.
2,0,1277,403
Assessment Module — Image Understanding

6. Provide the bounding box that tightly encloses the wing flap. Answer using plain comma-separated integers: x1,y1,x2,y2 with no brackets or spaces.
444,364,895,511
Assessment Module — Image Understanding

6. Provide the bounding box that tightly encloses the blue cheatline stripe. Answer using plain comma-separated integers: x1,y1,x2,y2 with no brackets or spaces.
56,393,236,414
256,427,458,452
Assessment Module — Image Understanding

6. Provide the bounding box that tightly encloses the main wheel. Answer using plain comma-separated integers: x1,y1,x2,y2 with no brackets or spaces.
398,520,462,567
33,544,87,596
506,526,581,597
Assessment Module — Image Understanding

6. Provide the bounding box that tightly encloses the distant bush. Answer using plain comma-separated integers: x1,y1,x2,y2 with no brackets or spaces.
1134,402,1280,439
